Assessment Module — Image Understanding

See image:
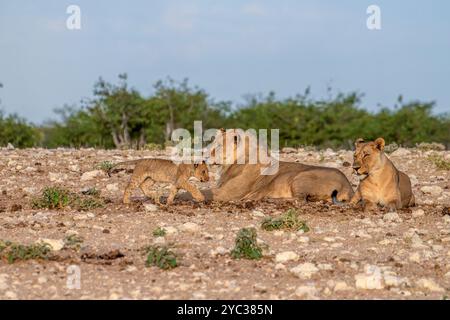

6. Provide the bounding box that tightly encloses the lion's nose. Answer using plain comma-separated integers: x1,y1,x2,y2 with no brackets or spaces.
352,163,361,171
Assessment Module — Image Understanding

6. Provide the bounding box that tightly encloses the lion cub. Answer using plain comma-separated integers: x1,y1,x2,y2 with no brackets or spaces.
113,159,209,205
350,138,415,211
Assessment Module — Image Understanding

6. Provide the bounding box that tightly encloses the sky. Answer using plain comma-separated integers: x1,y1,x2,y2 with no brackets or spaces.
0,0,449,123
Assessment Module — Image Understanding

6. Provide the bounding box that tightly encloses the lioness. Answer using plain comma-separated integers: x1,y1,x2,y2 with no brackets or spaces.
350,138,415,210
112,159,209,205
204,129,354,203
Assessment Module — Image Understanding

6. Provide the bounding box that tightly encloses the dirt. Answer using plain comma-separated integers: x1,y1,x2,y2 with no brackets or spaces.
0,147,449,300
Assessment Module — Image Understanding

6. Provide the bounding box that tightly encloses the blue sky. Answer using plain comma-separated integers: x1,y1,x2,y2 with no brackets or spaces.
0,0,449,123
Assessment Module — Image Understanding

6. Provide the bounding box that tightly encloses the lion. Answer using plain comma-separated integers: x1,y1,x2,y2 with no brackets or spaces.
202,129,354,203
349,138,415,210
111,159,209,205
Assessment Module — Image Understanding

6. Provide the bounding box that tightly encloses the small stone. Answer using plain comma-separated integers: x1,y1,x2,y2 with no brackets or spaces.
252,210,265,217
6,143,14,150
143,203,158,212
106,183,119,192
80,170,104,181
383,212,402,223
290,263,319,279
334,281,351,292
416,278,444,292
164,226,178,235
275,251,299,263
355,265,384,290
409,252,421,263
297,236,310,243
412,209,425,218
420,185,443,196
180,222,201,234
295,285,318,299
37,276,48,284
48,172,67,183
210,246,228,257
37,238,64,251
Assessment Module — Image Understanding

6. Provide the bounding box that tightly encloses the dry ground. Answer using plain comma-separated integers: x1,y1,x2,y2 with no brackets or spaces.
0,147,449,300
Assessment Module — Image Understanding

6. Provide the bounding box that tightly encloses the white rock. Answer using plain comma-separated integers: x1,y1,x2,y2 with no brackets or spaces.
143,203,158,212
275,251,299,263
106,183,119,192
180,222,201,234
416,278,444,292
390,148,411,157
334,281,352,292
37,238,64,251
251,210,265,217
290,263,319,279
295,285,318,299
164,226,178,235
48,172,68,183
383,212,402,223
355,265,384,290
80,170,104,181
6,143,14,150
297,236,310,243
409,252,421,263
420,185,443,196
412,209,425,218
210,246,228,257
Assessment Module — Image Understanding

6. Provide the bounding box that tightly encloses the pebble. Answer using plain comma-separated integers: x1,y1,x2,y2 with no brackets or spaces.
420,185,443,196
179,222,201,233
383,212,402,223
275,251,299,263
143,203,158,212
290,263,319,279
334,281,352,292
412,209,425,218
37,238,64,251
80,170,104,181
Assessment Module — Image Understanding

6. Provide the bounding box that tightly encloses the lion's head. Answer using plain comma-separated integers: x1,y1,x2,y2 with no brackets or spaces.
193,161,210,182
352,137,385,179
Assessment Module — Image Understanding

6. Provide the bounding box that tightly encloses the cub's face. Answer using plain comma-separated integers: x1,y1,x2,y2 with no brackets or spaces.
352,137,385,178
193,162,210,182
208,128,239,165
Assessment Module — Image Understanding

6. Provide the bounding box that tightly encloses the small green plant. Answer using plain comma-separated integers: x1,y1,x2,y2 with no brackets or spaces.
0,240,51,264
230,228,263,260
144,245,178,270
153,227,167,237
64,234,84,250
144,143,163,151
261,209,310,232
428,154,450,170
77,197,104,211
96,161,114,172
32,186,73,209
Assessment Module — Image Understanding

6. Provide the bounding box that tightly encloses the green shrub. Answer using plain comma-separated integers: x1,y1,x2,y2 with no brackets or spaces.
0,240,51,264
230,228,263,260
261,209,310,232
152,227,167,237
428,154,450,170
144,245,178,270
32,186,73,209
95,161,114,173
63,235,84,250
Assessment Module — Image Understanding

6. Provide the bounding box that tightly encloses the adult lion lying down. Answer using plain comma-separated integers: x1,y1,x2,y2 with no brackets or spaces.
350,137,415,210
202,129,354,203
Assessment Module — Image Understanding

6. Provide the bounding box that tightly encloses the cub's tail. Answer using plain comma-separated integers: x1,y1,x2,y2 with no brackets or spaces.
107,159,140,176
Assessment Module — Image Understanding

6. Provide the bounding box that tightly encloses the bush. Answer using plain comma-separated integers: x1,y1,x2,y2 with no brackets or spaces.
32,186,73,209
261,209,310,232
428,154,450,170
0,240,51,264
230,228,263,260
144,245,178,270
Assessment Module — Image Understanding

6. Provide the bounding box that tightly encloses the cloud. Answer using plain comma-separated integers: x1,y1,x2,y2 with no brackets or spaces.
162,3,199,32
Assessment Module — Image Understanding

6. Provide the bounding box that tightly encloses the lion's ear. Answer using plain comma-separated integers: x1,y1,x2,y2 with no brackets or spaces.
219,128,225,133
355,138,365,147
194,163,199,169
375,137,385,151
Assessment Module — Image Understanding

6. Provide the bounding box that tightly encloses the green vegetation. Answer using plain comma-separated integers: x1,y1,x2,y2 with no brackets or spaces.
0,240,51,264
95,161,114,173
144,245,178,270
32,186,73,209
428,154,450,170
261,209,310,232
1,75,449,149
32,186,104,210
231,228,263,260
63,235,84,250
152,227,167,237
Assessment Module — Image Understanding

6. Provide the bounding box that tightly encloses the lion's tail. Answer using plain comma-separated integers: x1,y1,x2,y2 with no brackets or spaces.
108,160,140,176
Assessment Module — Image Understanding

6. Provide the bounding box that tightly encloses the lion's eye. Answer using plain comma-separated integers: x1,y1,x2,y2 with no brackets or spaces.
363,153,370,158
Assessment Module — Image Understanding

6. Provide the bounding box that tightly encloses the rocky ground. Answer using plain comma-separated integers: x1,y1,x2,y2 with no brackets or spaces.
0,146,449,300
